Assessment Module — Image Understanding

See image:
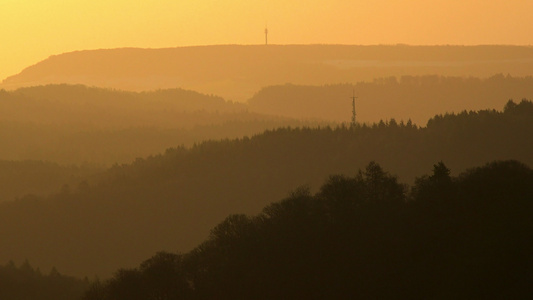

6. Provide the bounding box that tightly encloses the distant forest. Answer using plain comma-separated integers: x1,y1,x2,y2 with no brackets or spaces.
0,160,100,203
0,100,531,278
3,44,533,300
0,260,88,300
2,75,533,165
85,159,533,299
249,74,533,124
3,159,531,299
0,85,312,165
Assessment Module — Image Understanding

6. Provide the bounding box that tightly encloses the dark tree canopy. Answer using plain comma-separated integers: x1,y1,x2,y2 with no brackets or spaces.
85,160,533,299
0,260,88,300
1,100,533,278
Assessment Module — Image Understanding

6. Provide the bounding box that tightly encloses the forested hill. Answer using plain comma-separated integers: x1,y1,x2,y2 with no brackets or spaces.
0,84,246,129
0,100,531,278
86,160,533,299
2,77,532,165
0,85,311,165
0,260,88,300
248,74,533,125
0,160,101,203
3,45,533,101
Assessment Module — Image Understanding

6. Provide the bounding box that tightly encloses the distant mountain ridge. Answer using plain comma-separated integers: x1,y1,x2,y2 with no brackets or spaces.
3,45,533,101
0,84,310,165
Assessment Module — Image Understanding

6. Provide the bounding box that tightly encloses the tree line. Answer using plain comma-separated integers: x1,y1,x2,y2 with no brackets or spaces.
0,260,89,300
0,100,531,278
0,160,101,203
248,74,533,124
83,160,533,299
0,85,316,165
3,77,533,165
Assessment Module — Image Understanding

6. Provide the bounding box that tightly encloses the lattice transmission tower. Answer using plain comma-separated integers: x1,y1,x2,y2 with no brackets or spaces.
351,89,358,127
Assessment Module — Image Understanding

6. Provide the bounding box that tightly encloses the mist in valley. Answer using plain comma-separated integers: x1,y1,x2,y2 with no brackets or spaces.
2,1,533,299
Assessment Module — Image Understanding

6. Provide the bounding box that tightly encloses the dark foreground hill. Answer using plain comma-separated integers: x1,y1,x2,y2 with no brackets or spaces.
0,100,531,278
3,45,533,101
0,260,88,300
85,160,533,299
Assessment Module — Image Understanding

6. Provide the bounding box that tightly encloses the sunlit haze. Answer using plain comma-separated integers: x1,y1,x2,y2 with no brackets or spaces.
2,1,533,296
1,0,532,80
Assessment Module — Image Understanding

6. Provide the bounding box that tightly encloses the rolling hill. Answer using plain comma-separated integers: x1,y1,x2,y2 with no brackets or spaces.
0,100,531,278
3,45,533,102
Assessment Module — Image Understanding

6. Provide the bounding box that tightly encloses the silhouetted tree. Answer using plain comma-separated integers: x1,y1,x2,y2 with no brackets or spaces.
139,252,191,300
3,100,533,281
85,160,533,299
0,261,88,300
106,269,145,300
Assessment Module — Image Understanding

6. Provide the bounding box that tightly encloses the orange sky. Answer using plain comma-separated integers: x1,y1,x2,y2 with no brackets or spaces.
1,0,532,81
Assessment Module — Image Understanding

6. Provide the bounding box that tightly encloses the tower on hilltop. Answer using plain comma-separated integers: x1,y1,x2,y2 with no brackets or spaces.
351,89,358,127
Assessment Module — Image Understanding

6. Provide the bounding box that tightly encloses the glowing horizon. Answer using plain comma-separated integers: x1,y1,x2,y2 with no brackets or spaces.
1,0,532,80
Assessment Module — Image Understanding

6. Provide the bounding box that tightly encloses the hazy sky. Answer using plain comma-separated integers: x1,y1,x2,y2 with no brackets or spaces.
1,0,532,80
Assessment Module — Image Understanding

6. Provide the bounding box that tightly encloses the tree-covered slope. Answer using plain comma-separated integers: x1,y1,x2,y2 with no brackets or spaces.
0,100,531,278
87,160,533,299
0,160,101,203
0,260,88,300
2,78,532,165
248,74,533,125
0,84,245,128
0,85,311,165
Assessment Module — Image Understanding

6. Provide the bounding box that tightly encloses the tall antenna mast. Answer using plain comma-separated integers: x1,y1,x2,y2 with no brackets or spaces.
265,24,268,45
351,89,358,127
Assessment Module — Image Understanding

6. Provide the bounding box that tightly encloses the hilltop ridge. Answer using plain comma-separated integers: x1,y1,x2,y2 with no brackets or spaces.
3,45,533,101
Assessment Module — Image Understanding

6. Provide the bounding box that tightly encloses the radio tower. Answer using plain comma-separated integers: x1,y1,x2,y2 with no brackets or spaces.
351,89,358,127
265,26,268,45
